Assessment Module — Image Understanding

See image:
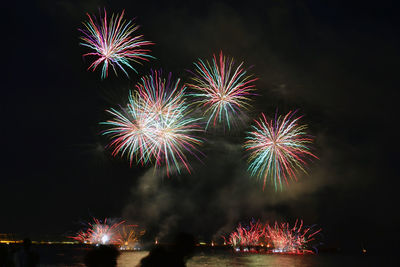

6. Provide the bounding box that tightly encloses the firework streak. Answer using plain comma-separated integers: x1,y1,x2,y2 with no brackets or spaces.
69,218,125,245
266,220,321,254
244,111,318,191
225,220,266,247
187,51,257,130
79,9,154,79
224,220,321,254
117,224,146,248
69,219,146,247
102,71,203,175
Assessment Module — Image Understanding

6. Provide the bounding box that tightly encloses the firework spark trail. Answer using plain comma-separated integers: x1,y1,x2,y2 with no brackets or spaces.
70,218,125,245
102,71,203,175
266,220,321,254
136,72,204,174
117,224,146,248
101,92,159,166
79,9,154,79
136,71,185,118
224,220,321,254
225,220,266,247
152,104,203,175
71,230,90,243
244,111,318,191
187,51,257,130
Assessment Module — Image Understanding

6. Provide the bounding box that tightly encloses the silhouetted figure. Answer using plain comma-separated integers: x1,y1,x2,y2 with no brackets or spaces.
0,244,9,267
138,245,168,267
84,245,120,267
140,233,196,267
15,238,39,267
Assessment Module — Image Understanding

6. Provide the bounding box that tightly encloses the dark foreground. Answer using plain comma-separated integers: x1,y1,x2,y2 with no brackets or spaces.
3,244,392,267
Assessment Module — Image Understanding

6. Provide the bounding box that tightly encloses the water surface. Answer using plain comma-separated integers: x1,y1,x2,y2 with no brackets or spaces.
117,251,382,267
32,246,386,266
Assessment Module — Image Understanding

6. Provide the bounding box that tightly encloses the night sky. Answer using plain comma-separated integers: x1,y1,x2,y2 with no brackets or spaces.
3,0,399,252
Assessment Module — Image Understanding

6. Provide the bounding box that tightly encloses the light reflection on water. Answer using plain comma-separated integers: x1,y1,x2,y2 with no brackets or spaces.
118,251,147,267
188,254,314,267
117,252,378,267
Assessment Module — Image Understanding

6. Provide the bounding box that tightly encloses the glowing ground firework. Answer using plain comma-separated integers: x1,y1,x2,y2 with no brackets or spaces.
187,51,257,130
117,224,146,249
102,71,203,175
225,220,266,248
70,218,125,245
79,9,154,79
244,111,318,191
266,220,321,254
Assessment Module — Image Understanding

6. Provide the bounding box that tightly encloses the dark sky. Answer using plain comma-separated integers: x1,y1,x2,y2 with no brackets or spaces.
2,0,399,251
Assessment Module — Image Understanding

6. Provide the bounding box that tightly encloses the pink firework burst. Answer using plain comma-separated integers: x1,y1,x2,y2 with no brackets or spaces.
187,51,257,130
79,9,154,79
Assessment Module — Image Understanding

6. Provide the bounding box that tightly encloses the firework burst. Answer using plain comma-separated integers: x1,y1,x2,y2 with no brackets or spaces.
102,71,203,175
266,220,321,254
79,9,154,79
244,111,318,190
70,218,125,245
136,71,184,117
187,51,257,130
117,224,146,248
101,92,159,166
225,220,266,247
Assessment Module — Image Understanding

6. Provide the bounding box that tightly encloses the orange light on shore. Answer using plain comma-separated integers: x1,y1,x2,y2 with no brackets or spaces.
0,240,22,244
